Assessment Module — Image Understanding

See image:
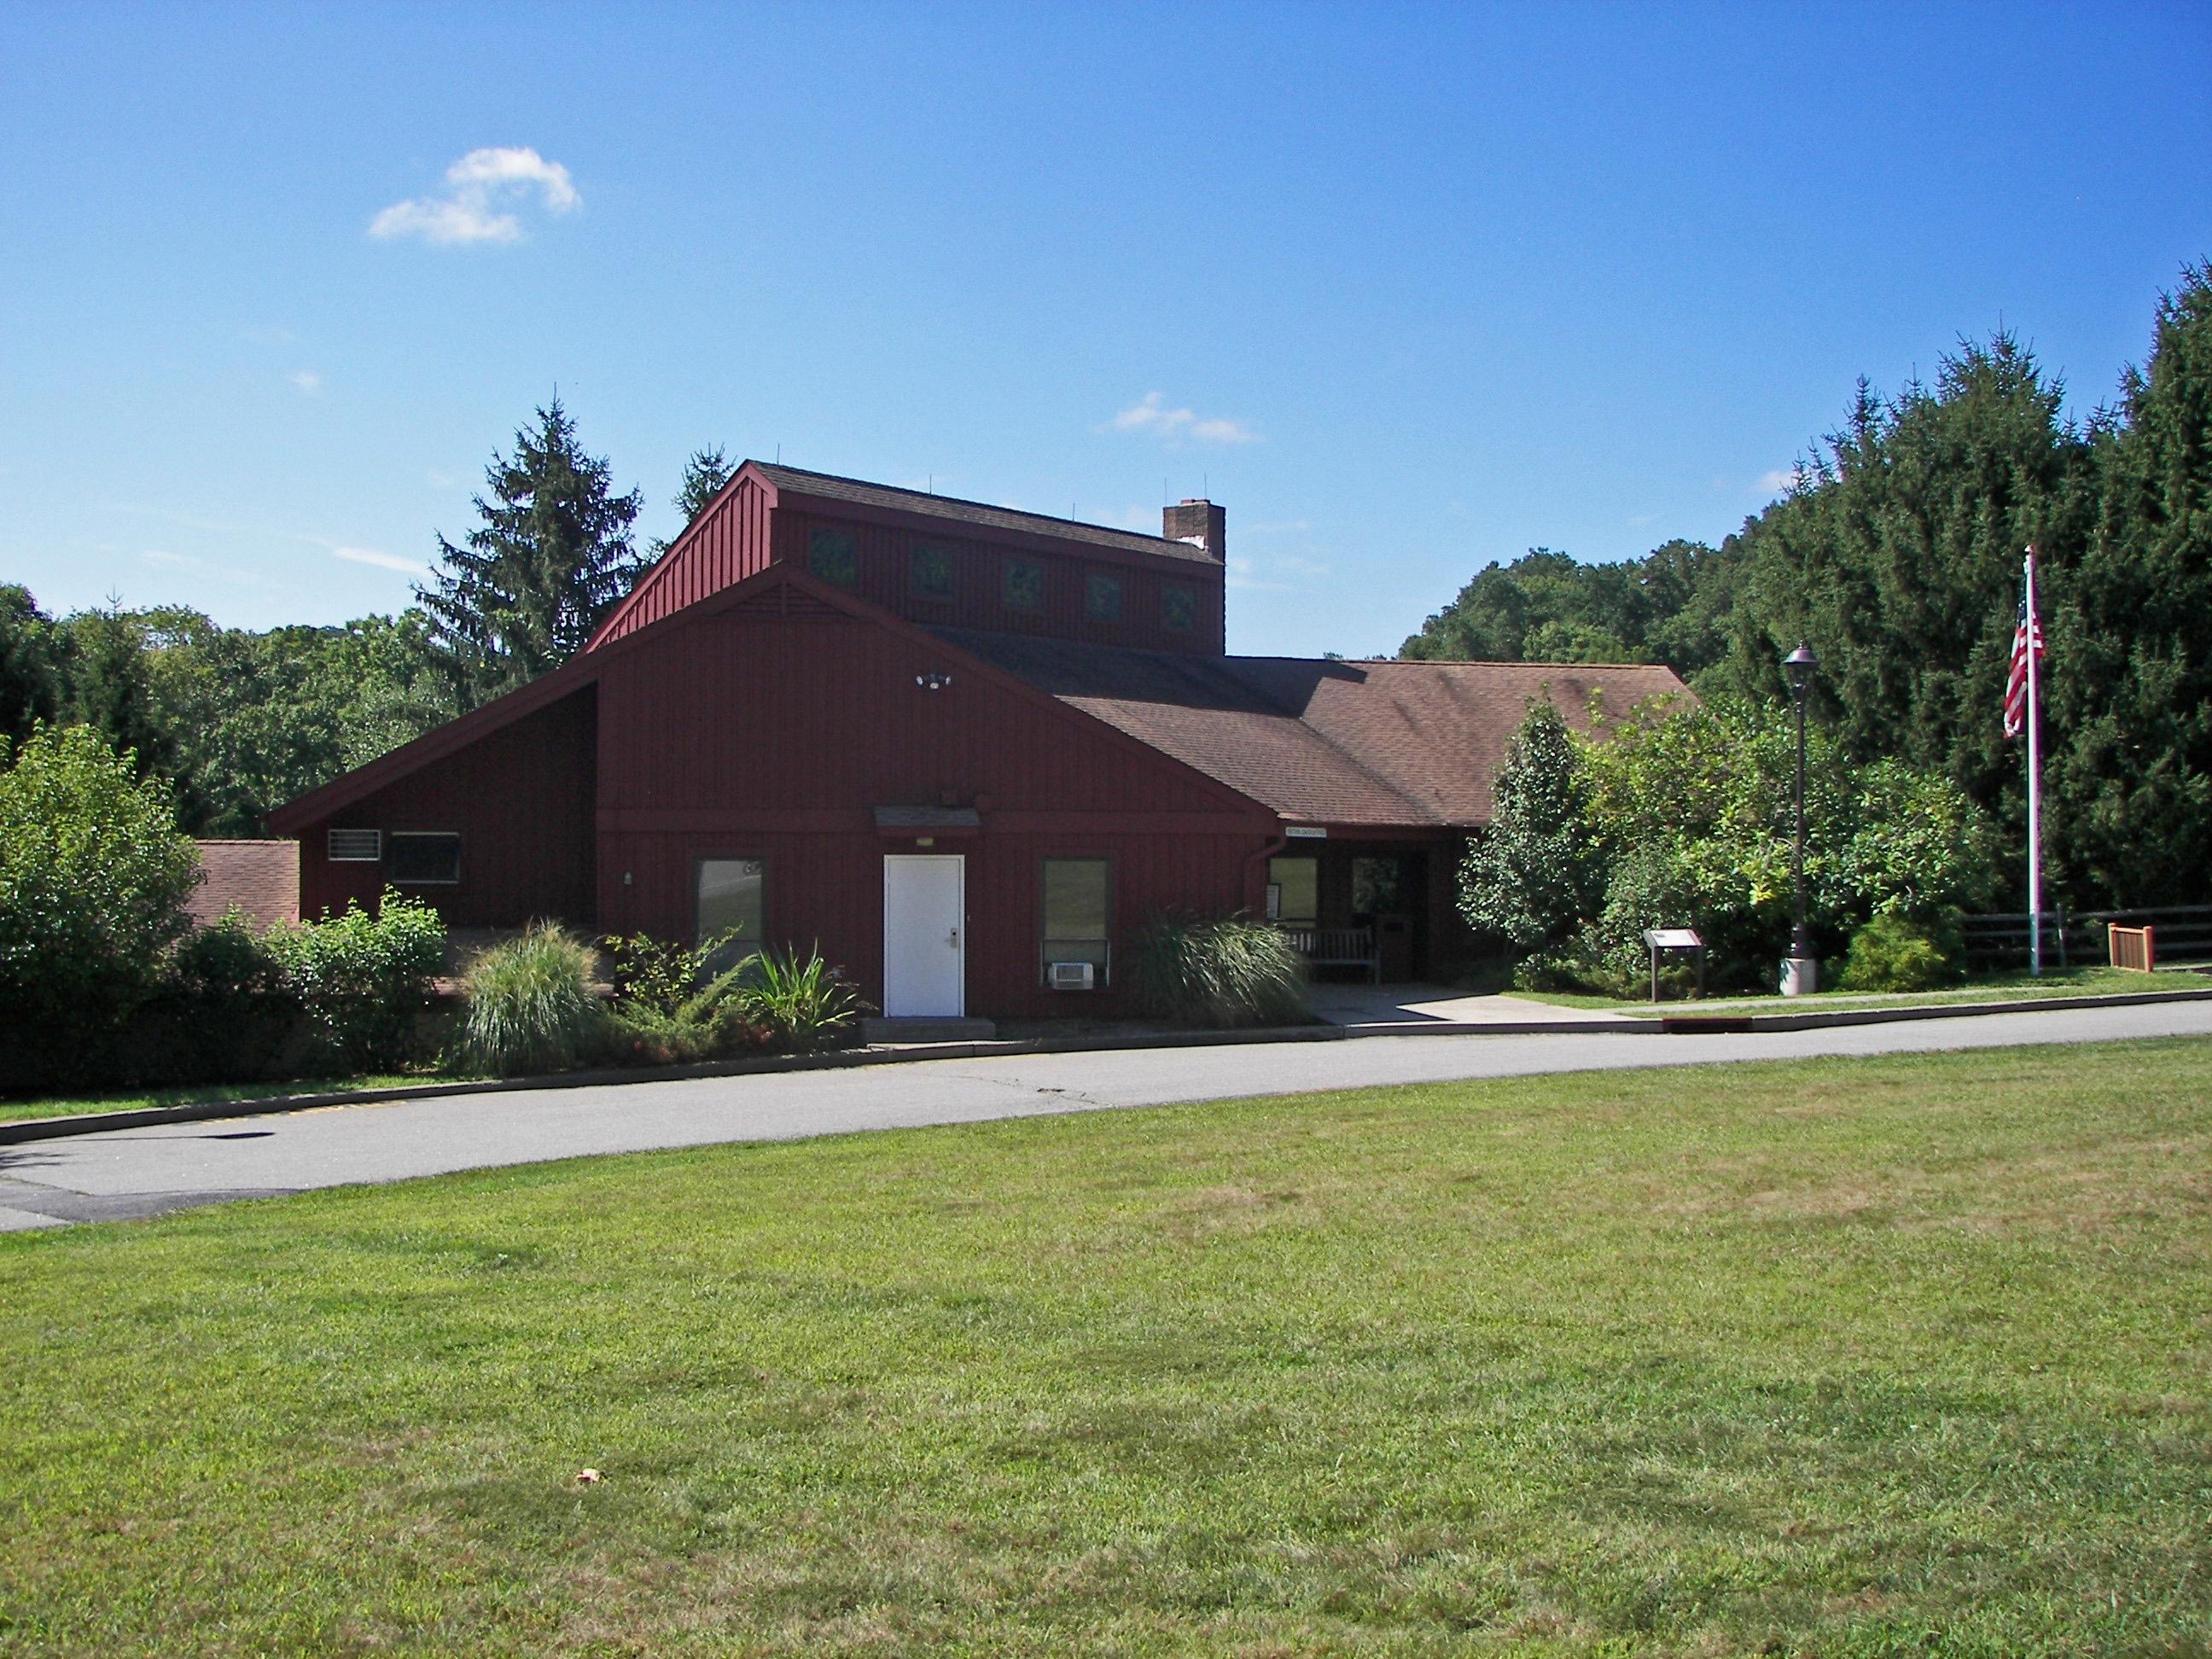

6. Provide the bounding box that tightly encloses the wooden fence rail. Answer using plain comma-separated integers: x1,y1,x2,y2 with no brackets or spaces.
1960,903,2212,969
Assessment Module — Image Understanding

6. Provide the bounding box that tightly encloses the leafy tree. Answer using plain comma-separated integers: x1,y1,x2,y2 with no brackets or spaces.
1400,540,1727,676
1458,701,1604,953
416,397,644,704
1564,698,1997,991
0,585,61,743
0,724,201,1086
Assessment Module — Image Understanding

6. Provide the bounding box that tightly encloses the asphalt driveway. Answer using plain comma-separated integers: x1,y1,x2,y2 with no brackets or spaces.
3,998,2207,1231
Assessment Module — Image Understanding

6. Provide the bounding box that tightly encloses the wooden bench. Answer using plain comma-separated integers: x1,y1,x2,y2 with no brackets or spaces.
1278,925,1379,983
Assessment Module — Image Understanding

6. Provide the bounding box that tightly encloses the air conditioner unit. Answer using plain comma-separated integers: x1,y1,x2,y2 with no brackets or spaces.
1047,961,1096,992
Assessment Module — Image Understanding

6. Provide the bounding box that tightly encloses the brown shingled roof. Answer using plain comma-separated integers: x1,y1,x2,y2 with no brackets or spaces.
189,840,300,932
757,463,1216,562
933,630,1688,828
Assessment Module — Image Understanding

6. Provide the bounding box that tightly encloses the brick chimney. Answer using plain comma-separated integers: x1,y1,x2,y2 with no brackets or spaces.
1162,498,1225,562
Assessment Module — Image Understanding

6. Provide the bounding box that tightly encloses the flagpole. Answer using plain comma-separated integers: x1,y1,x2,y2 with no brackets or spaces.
2024,549,2042,977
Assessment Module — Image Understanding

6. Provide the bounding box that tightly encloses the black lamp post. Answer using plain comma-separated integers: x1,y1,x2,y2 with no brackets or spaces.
1781,643,1819,992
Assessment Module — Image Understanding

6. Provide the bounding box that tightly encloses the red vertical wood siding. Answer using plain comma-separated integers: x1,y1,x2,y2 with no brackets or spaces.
590,474,774,648
592,606,1272,1016
297,688,597,927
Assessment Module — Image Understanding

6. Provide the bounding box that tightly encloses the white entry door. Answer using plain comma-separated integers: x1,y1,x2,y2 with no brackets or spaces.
882,854,965,1016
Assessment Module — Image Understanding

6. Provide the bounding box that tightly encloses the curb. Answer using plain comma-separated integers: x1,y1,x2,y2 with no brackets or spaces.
4,986,2209,1147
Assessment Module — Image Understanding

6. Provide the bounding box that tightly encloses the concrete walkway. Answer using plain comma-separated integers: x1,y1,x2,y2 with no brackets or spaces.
1309,981,1634,1026
2,999,2205,1232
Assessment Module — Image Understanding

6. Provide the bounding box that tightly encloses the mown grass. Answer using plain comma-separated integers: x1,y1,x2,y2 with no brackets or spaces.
2,1040,2208,1655
1516,962,2211,1015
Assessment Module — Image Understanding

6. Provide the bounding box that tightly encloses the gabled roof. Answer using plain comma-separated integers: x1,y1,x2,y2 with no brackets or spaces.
754,463,1214,562
933,630,1688,828
270,564,1265,832
270,555,1687,837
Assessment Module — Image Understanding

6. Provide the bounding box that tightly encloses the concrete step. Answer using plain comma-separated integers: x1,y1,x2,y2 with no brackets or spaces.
863,1016,998,1045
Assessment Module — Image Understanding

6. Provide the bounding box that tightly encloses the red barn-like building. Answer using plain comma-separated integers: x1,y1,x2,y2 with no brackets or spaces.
267,463,1684,1022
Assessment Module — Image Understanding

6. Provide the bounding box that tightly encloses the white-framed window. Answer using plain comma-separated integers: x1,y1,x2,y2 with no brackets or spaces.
1041,857,1111,983
696,858,765,969
386,832,461,885
1268,856,1318,928
328,828,382,862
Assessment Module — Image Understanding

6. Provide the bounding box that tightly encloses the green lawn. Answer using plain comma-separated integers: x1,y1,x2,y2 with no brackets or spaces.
3,1042,2207,1656
1516,962,2212,1016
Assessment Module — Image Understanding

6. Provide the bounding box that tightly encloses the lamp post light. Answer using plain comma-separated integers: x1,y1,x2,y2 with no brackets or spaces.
1780,643,1819,996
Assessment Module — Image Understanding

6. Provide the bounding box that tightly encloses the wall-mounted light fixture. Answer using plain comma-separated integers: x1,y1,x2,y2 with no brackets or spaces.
915,672,953,691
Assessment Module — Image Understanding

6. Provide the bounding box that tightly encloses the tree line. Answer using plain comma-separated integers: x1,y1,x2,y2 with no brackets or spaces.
0,399,735,836
1404,262,2212,910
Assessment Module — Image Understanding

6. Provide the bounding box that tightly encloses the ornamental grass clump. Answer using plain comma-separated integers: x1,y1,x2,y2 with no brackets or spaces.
1126,915,1308,1028
453,923,606,1078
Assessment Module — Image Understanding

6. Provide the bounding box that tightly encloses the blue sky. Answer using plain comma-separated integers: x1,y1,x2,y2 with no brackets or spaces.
3,3,2206,658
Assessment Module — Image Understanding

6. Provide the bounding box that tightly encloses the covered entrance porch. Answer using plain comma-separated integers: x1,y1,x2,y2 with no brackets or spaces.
1263,830,1463,985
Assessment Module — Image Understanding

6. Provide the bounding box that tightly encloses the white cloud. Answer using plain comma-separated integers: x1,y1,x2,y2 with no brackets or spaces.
1189,416,1259,445
369,147,579,246
141,549,198,568
1241,519,1312,536
1755,467,1800,495
291,370,322,394
333,545,425,574
1109,392,1260,445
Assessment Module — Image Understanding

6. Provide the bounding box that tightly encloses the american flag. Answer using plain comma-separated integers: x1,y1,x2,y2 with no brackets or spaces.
2003,579,2044,739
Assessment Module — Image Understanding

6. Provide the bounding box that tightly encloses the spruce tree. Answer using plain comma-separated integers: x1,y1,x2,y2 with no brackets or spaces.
0,585,61,744
416,397,644,704
61,603,178,782
649,445,737,556
2046,263,2212,904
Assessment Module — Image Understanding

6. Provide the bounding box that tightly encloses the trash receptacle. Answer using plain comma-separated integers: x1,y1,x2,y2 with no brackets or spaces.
1376,914,1414,983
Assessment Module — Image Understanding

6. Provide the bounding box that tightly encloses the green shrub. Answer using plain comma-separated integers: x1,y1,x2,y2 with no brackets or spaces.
140,908,300,1083
599,929,765,1064
738,945,869,1051
0,724,200,1089
600,929,736,1019
453,924,607,1077
1126,915,1308,1028
265,889,445,1074
1836,911,1965,992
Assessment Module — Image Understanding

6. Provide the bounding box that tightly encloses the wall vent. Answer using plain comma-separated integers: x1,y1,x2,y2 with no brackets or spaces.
328,828,382,862
1048,961,1096,992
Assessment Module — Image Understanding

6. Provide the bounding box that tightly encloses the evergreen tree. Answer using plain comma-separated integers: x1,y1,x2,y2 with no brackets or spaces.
647,444,738,557
61,602,177,780
0,585,61,743
416,397,644,704
1703,339,2089,814
1458,700,1604,953
2045,263,2212,904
